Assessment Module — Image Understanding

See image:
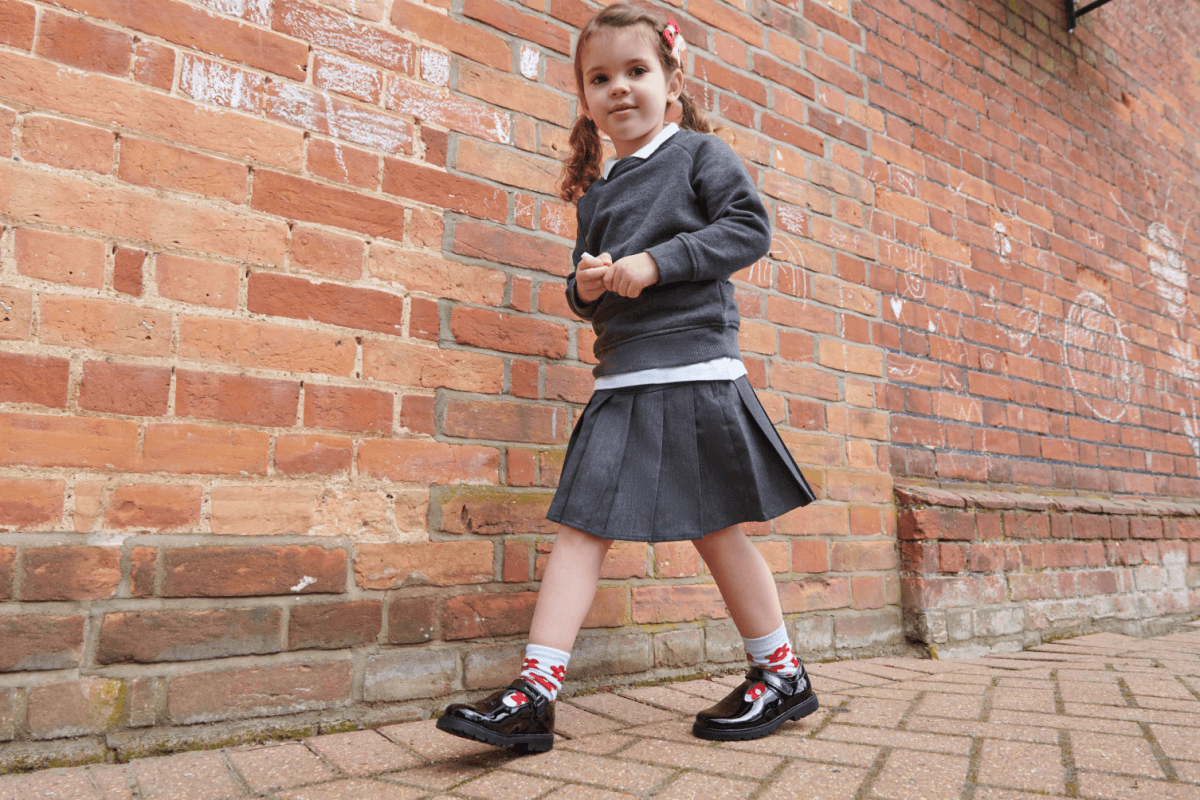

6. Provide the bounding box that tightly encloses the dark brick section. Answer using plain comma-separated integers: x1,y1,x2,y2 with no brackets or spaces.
21,547,121,601
386,595,436,644
0,615,85,672
97,607,284,664
288,601,382,650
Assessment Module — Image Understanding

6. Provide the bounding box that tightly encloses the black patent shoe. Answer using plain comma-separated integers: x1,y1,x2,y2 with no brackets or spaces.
436,678,555,754
693,664,819,741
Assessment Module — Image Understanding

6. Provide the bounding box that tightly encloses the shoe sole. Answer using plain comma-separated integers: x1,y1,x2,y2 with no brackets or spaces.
435,714,554,754
691,694,821,742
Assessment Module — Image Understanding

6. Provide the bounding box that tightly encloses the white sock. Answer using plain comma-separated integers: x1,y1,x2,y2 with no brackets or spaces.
520,644,570,701
743,623,801,677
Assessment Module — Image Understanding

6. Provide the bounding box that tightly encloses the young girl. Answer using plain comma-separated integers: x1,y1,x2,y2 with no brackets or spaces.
438,3,817,753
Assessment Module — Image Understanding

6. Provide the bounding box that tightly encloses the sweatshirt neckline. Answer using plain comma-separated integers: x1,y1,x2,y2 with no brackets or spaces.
600,123,680,180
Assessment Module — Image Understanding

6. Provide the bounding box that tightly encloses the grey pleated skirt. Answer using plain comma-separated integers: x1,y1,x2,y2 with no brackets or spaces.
546,376,816,542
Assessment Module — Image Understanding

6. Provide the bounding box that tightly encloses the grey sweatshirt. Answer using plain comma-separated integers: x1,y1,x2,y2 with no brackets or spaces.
566,128,772,377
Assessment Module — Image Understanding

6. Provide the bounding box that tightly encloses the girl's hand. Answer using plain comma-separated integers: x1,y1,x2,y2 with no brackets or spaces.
575,252,612,304
604,252,659,298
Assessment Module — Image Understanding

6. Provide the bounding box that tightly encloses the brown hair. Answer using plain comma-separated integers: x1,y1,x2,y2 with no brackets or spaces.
559,3,714,203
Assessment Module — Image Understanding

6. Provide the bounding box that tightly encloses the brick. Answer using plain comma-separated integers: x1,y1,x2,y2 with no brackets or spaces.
23,546,121,601
0,547,12,599
266,83,413,154
304,384,394,433
0,351,69,409
292,227,365,279
792,540,830,573
458,61,571,125
390,0,510,71
899,507,976,540
141,423,270,475
0,413,139,470
385,77,511,144
355,540,493,591
120,138,248,203
98,607,283,664
386,595,436,644
368,242,506,306
274,0,415,72
444,590,537,639
365,649,454,701
444,399,568,444
163,545,346,597
20,115,114,174
290,601,381,650
437,487,556,535
276,433,354,476
209,486,317,535
28,678,128,739
248,271,406,336
79,361,172,416
778,577,852,612
0,52,303,169
382,158,507,223
113,247,146,296
107,484,202,531
168,662,351,724
360,439,499,484
39,295,172,357
313,50,383,103
851,575,886,609
452,221,571,277
14,227,106,289
831,541,897,571
306,138,378,188
175,371,300,428
451,307,568,358
179,316,356,376
0,615,84,671
0,0,35,49
133,39,175,88
56,0,307,79
632,585,728,624
362,339,504,393
131,547,156,597
36,10,132,75
253,170,405,241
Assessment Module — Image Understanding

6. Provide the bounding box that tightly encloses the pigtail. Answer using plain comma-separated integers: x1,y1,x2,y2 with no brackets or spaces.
676,92,714,135
560,115,605,203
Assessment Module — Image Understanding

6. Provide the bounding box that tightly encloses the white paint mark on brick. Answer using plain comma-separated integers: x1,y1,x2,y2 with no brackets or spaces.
291,575,317,592
181,54,264,114
193,0,272,25
422,49,450,87
388,78,510,144
521,46,539,80
269,83,412,154
277,2,414,72
317,51,382,102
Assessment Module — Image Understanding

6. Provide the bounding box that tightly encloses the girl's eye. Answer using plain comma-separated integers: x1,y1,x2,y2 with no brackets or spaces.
631,66,647,76
591,75,608,84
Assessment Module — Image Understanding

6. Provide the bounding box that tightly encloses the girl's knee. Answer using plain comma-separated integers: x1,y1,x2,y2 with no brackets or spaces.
556,523,613,553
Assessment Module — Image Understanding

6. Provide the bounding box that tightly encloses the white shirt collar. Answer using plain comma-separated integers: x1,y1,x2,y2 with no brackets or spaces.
600,123,680,180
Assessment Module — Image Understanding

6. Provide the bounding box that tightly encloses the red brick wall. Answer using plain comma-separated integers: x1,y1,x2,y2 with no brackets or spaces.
0,0,1197,765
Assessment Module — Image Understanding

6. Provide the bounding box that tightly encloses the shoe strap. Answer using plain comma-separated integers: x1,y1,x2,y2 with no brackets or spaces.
506,677,551,709
747,665,798,695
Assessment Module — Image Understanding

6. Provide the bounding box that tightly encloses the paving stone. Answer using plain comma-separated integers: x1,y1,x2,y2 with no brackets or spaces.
726,736,879,766
456,770,562,800
898,679,990,695
976,740,1064,795
1149,723,1200,761
541,786,638,800
913,691,985,719
1064,703,1198,728
1059,680,1127,707
568,693,675,724
843,686,921,701
805,664,886,687
88,765,135,800
131,752,246,800
620,738,781,779
306,730,420,776
991,687,1057,713
273,778,426,800
1136,694,1200,711
989,708,1143,736
555,702,627,738
504,749,674,793
651,772,758,800
833,662,928,682
908,715,1058,744
620,719,699,743
617,685,709,714
1122,675,1196,700
0,769,101,800
379,719,498,761
557,732,635,755
973,790,1071,800
383,753,507,791
227,743,336,794
1077,772,1200,799
818,724,972,755
871,749,969,800
669,679,737,701
756,759,867,800
833,697,910,728
1070,730,1163,777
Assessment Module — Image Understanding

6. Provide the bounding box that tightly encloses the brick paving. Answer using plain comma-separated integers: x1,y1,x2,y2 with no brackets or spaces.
6,627,1200,798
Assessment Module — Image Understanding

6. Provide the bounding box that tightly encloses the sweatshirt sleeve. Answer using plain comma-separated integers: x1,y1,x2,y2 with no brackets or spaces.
646,136,772,285
566,206,603,320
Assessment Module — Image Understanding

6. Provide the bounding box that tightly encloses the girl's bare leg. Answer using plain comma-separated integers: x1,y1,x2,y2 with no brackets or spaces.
692,524,784,640
528,524,613,652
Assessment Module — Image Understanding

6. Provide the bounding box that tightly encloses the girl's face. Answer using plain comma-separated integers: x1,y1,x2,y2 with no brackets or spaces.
579,26,683,159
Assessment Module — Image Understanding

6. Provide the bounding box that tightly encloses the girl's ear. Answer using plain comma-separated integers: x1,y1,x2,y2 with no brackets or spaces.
665,67,683,107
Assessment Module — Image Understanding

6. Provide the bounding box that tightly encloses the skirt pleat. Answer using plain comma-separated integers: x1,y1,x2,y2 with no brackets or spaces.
546,376,816,542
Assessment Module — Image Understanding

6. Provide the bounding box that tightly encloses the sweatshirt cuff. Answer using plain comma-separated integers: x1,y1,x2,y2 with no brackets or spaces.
568,282,603,318
647,238,692,285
